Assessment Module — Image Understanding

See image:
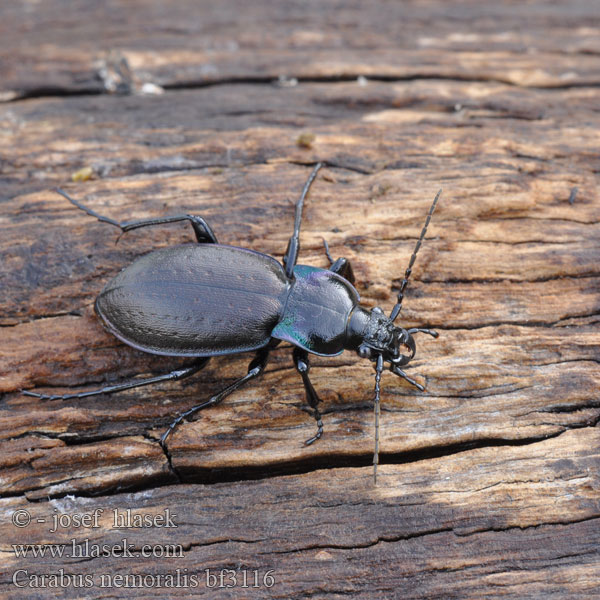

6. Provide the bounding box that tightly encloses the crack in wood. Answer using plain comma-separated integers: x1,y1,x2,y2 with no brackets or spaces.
8,72,600,104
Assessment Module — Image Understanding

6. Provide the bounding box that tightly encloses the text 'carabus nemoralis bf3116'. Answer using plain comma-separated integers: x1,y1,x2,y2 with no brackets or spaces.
24,164,441,482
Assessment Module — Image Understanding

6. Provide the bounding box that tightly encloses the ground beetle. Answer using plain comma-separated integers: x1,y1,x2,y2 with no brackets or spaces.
24,164,440,481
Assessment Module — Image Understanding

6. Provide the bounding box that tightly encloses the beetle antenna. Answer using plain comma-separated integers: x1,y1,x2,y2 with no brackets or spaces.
389,189,441,322
373,353,384,484
284,162,324,278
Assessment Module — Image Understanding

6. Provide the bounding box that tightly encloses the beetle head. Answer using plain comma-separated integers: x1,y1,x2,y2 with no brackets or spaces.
356,307,416,367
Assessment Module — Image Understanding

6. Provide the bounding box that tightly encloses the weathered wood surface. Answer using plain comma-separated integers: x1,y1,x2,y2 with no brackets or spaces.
1,430,599,598
1,0,600,101
1,1,599,598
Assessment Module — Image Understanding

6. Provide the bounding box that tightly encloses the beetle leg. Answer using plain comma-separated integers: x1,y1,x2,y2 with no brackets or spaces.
322,238,356,284
323,238,355,285
329,257,355,285
283,163,323,278
292,348,324,446
322,237,335,264
389,364,425,391
22,358,210,401
160,348,270,449
56,189,218,244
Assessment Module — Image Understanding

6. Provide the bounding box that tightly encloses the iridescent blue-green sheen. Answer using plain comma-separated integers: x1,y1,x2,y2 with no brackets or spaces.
271,265,360,356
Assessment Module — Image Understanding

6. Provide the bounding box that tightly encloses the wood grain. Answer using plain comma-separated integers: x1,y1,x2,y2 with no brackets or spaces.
1,1,599,597
1,429,599,597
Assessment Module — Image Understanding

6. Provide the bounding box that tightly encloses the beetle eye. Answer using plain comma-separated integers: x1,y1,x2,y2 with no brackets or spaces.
358,345,372,359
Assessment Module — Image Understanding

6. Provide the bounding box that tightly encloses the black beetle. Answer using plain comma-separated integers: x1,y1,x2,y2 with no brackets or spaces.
24,164,440,481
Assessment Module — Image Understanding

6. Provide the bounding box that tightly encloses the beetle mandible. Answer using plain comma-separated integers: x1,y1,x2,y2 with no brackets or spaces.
24,164,440,481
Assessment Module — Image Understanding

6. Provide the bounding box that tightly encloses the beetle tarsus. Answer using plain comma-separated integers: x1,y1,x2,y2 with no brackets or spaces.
160,349,271,448
304,415,324,446
160,396,220,450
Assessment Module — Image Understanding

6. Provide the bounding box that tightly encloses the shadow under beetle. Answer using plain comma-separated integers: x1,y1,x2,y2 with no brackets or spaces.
24,164,440,481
